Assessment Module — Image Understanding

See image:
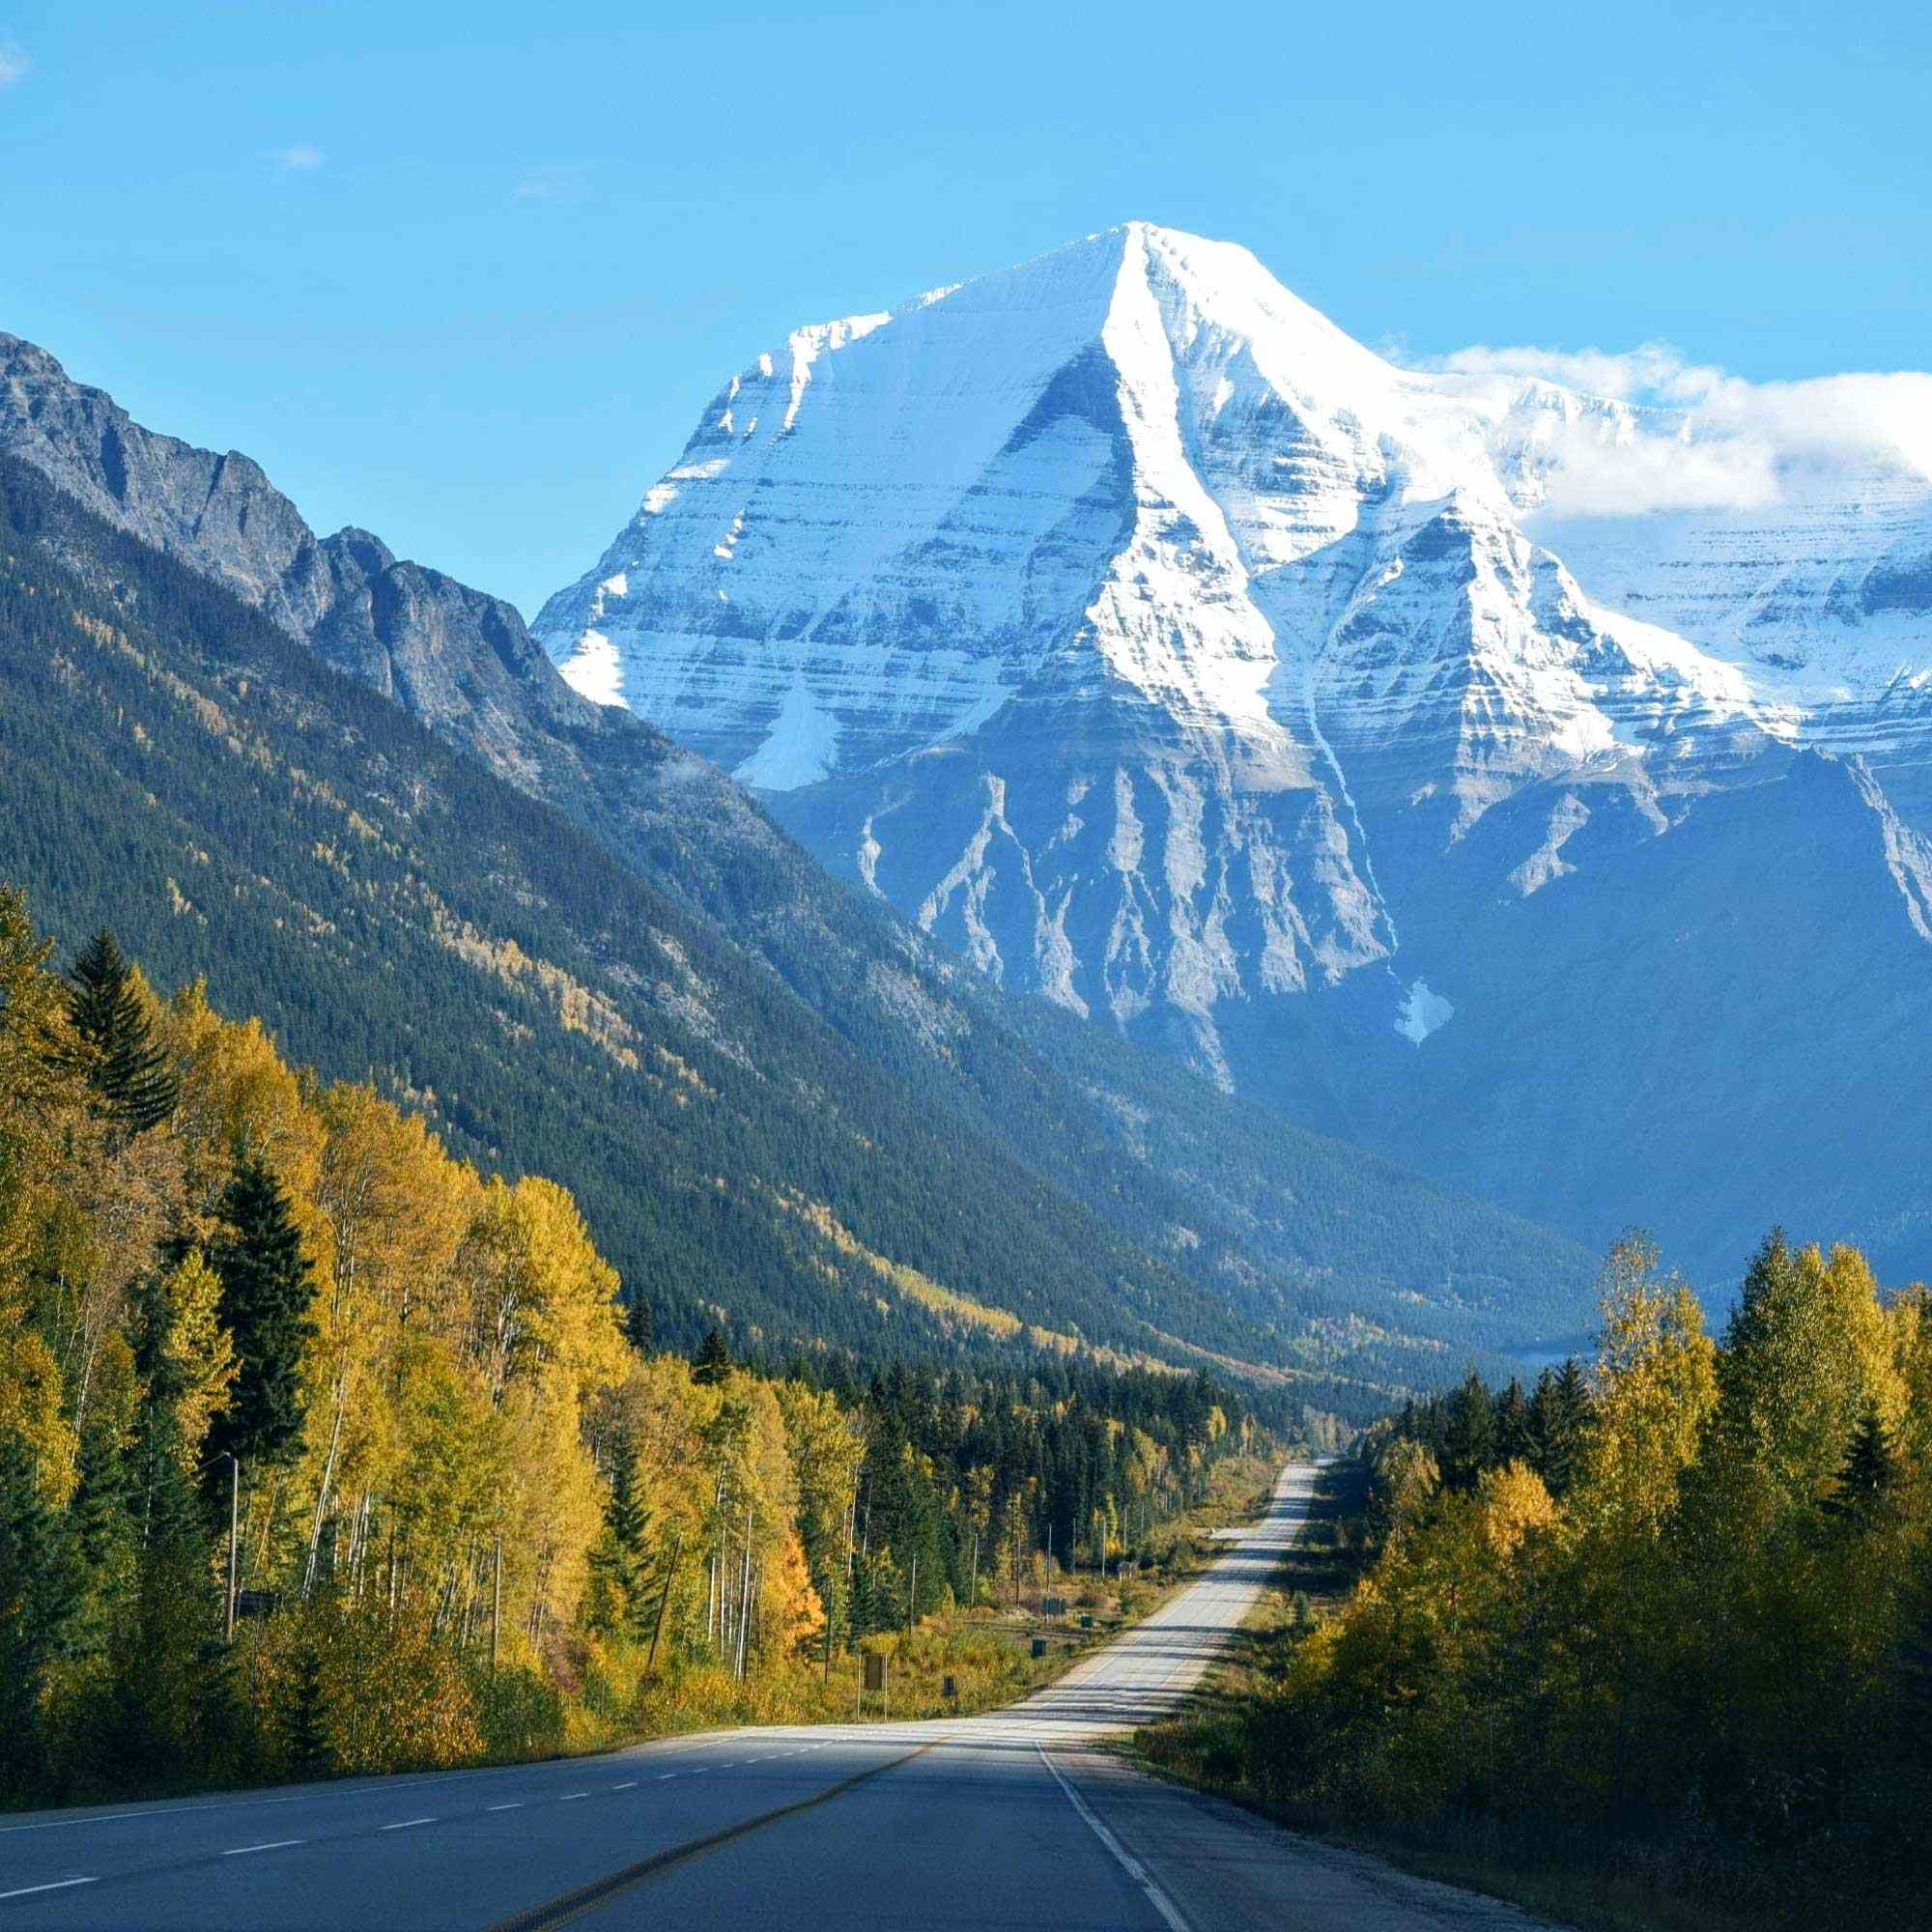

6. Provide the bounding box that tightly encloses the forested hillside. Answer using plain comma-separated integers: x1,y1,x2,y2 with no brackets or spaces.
0,904,1261,1800
0,449,1595,1403
1149,1235,1932,1931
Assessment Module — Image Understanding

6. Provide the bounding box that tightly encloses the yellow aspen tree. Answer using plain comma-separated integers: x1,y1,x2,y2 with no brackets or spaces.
1575,1236,1717,1542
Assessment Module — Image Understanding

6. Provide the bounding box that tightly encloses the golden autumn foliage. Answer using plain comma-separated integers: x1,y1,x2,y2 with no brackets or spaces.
0,890,1260,1807
1212,1232,1932,1932
0,894,872,1800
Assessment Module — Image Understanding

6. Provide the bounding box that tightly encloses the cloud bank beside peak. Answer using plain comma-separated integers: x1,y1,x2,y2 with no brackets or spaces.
1423,342,1932,518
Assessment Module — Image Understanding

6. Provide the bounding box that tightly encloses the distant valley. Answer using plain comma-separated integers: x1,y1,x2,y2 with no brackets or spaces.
0,330,1600,1418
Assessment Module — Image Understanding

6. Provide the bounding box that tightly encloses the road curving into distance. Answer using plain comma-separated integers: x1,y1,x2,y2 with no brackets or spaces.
0,1463,1552,1930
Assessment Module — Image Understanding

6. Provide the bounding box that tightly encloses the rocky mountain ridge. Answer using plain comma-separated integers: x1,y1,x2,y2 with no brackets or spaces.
0,332,1601,1395
532,224,1932,1280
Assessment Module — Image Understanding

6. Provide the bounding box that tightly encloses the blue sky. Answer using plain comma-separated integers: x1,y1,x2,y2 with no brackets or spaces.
3,0,1926,614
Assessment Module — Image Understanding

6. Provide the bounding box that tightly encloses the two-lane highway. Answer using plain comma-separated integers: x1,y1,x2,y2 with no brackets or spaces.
2,1464,1553,1929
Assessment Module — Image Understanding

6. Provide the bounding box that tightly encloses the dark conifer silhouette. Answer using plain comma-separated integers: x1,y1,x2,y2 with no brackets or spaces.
205,1157,317,1474
64,929,178,1133
1825,1399,1897,1523
692,1325,732,1386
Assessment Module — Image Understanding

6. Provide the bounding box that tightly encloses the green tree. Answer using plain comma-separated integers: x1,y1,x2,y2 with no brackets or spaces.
1824,1399,1897,1524
1529,1358,1590,1497
283,1645,334,1780
63,930,178,1134
1493,1378,1532,1465
584,1429,651,1640
0,1432,84,1788
1439,1371,1496,1492
205,1157,317,1474
624,1293,654,1356
692,1326,732,1387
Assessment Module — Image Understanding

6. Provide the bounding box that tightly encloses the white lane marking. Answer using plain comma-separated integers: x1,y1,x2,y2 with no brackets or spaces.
382,1817,435,1832
560,1793,588,1802
1037,1747,1191,1932
221,1839,303,1856
0,1878,97,1900
656,1774,678,1781
611,1781,638,1791
487,1803,524,1812
0,1730,737,1837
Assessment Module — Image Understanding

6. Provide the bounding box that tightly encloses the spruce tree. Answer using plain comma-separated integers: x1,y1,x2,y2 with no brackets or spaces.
1439,1371,1497,1492
1530,1359,1591,1498
585,1430,652,1640
692,1326,732,1386
63,929,178,1134
70,1402,138,1655
205,1157,317,1475
1493,1378,1533,1466
195,1637,260,1785
0,1433,85,1784
624,1293,654,1356
284,1645,334,1780
127,1266,199,1553
1824,1400,1897,1524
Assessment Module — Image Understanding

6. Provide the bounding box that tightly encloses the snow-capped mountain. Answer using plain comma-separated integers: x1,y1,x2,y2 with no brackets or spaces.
539,223,1932,1283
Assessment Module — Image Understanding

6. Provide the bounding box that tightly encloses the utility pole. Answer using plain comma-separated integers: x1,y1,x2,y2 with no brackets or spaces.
491,1536,502,1674
224,1454,240,1644
906,1555,918,1634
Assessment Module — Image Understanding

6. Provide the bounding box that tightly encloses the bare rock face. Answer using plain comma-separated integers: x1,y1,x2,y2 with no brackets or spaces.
533,225,1932,1281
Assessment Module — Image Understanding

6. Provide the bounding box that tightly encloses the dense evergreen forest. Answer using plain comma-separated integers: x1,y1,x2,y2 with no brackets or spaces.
0,448,1598,1413
1154,1235,1932,1931
0,897,1261,1803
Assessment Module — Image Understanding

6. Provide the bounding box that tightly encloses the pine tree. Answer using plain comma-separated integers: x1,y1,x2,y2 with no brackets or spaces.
1824,1400,1897,1524
63,929,178,1134
0,1433,84,1786
1530,1359,1591,1498
195,1637,259,1786
126,1266,203,1555
205,1158,317,1474
693,1326,732,1386
585,1430,652,1640
1440,1371,1497,1492
284,1644,334,1780
70,1401,137,1655
624,1293,654,1355
1493,1378,1533,1466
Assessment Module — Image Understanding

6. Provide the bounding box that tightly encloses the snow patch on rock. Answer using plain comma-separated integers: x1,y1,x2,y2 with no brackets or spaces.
1396,979,1455,1044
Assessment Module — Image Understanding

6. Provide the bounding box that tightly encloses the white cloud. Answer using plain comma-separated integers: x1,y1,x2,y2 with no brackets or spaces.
1426,342,1932,518
0,43,28,88
267,143,326,173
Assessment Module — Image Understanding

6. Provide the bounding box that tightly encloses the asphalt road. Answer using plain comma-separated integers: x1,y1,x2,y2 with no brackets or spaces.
1,1463,1552,1930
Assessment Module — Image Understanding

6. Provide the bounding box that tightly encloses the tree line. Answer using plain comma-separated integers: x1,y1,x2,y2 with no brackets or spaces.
0,892,1255,1803
1208,1233,1932,1929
